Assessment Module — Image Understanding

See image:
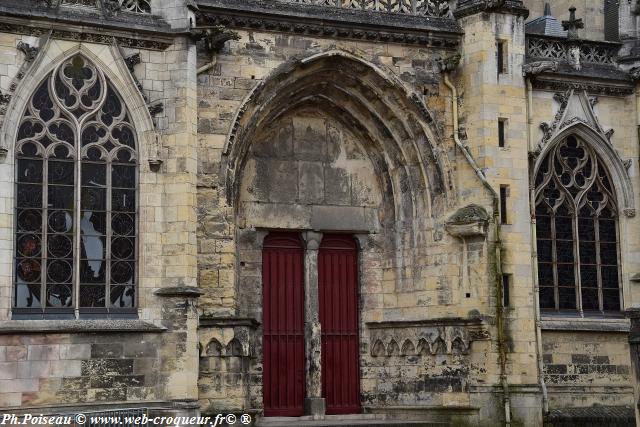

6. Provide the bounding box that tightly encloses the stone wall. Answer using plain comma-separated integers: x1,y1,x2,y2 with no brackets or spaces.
542,331,634,408
194,24,522,424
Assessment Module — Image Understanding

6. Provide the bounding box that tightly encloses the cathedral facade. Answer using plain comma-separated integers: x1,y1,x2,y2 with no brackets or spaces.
0,0,639,426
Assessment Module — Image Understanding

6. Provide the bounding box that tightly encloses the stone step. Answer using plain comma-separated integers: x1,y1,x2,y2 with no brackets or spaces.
255,415,447,427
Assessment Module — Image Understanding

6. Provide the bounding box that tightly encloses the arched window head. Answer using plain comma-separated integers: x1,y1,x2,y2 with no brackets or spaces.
14,54,137,319
535,135,621,315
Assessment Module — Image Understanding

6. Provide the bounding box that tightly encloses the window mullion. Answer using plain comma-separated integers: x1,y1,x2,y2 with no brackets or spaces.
106,160,112,313
574,212,583,317
42,155,48,315
595,214,603,313
74,128,82,318
551,212,559,312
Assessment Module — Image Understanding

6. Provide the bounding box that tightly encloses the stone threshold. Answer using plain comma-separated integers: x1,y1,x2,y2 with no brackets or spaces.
256,414,446,427
0,319,166,334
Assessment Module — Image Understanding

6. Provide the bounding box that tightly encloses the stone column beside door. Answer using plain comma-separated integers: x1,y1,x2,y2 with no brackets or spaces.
302,231,325,418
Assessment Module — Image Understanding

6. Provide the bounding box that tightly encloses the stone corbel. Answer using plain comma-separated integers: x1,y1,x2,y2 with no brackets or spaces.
148,132,163,172
154,286,203,310
446,205,489,295
445,204,489,239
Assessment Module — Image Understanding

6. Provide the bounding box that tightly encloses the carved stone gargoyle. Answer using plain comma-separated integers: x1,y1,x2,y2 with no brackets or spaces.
190,26,240,55
522,60,558,77
436,53,461,73
17,42,39,63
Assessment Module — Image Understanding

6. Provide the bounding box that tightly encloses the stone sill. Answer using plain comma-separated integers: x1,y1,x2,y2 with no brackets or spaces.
364,405,479,414
540,317,630,332
0,319,166,334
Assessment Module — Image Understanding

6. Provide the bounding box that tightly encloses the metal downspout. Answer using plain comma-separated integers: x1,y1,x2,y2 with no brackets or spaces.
443,72,511,426
526,77,549,415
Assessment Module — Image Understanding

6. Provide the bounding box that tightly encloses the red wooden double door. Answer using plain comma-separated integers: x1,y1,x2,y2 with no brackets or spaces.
262,233,360,417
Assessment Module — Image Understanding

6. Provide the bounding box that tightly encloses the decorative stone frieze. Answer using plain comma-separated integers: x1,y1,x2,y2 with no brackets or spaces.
454,0,529,19
196,0,462,48
278,0,452,18
367,317,490,357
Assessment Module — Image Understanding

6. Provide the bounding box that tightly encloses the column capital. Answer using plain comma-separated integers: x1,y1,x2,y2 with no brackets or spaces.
302,231,323,251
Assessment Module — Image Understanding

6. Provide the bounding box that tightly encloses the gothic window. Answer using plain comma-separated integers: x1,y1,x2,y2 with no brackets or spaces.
14,55,137,318
535,135,621,315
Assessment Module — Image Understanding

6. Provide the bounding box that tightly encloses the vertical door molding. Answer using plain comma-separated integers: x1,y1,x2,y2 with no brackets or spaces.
301,231,325,417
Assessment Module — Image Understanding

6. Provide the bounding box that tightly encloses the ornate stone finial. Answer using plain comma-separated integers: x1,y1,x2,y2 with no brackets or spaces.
16,42,39,62
543,2,551,16
190,26,240,54
522,60,558,76
562,6,584,40
102,0,122,16
480,0,506,9
436,54,461,73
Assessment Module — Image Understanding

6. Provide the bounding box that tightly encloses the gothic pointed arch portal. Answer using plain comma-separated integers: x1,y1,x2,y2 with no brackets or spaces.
13,54,138,318
223,49,455,224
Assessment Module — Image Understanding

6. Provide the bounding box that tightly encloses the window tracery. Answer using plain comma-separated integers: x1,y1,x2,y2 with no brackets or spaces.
535,135,621,314
14,54,137,317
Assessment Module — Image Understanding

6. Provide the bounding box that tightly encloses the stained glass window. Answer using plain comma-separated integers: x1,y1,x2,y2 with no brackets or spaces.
14,55,137,318
535,135,621,315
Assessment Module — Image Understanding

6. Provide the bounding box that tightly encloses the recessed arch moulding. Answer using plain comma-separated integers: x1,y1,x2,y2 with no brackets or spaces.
217,50,486,314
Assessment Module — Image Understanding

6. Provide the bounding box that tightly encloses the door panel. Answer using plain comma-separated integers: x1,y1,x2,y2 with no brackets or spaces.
319,234,361,415
262,232,305,417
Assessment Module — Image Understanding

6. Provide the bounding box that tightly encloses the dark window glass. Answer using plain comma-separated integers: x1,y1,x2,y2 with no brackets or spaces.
13,54,137,316
497,41,506,74
498,119,506,147
500,185,509,224
534,135,621,314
